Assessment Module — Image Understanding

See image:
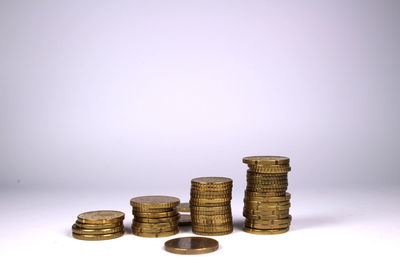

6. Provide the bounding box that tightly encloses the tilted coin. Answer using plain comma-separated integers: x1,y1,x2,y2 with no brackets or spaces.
133,214,180,223
177,203,190,212
243,156,290,166
74,220,123,230
164,237,219,255
132,210,179,218
243,226,289,235
178,214,191,226
72,231,124,240
130,196,180,209
132,221,178,228
72,224,124,235
77,210,125,224
132,207,174,212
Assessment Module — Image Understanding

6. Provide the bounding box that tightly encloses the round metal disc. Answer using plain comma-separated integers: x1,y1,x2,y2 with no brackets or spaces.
77,210,125,224
164,236,219,255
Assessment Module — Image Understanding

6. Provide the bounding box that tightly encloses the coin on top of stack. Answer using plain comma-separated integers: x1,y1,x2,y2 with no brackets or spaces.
130,195,180,237
190,177,233,236
242,156,292,235
72,210,125,240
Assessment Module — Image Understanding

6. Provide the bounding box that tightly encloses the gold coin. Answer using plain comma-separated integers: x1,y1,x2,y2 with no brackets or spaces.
130,196,180,209
192,229,233,236
244,215,292,223
74,220,123,230
177,203,190,212
190,205,231,212
178,214,191,226
72,231,124,240
244,203,291,210
244,192,291,202
243,156,290,166
190,191,232,197
191,185,233,192
191,177,233,186
132,221,178,228
134,214,180,223
132,207,174,212
247,171,288,177
247,165,291,173
132,229,179,238
131,226,178,233
245,187,287,193
72,224,124,235
243,226,289,235
132,210,179,218
164,237,219,255
190,202,231,207
77,210,125,224
245,191,286,197
245,222,291,229
192,225,233,232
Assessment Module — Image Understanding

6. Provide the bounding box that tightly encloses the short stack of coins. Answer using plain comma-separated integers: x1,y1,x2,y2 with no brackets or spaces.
190,177,233,236
130,196,180,238
242,156,292,234
72,210,125,240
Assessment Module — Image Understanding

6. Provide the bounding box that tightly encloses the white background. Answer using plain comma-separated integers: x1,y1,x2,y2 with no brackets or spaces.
1,1,399,266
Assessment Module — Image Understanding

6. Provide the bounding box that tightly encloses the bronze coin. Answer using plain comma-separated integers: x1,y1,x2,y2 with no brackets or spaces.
164,237,219,255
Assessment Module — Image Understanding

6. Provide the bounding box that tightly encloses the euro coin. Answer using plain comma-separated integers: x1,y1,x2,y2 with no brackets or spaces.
164,237,219,255
77,210,125,224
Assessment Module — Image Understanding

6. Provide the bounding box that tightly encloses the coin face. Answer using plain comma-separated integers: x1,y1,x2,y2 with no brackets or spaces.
164,237,219,255
191,177,233,185
77,210,125,224
130,196,180,208
243,156,290,165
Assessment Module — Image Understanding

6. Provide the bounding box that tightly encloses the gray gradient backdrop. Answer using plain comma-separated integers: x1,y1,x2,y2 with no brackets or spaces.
1,1,400,266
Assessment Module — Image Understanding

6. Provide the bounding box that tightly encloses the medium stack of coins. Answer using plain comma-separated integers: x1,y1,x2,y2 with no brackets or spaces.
242,156,292,234
130,196,180,237
190,177,233,236
72,210,125,241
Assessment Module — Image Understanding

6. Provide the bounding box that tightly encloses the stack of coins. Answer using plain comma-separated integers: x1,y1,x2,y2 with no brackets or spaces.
72,210,125,241
242,156,292,234
190,177,233,236
130,196,180,237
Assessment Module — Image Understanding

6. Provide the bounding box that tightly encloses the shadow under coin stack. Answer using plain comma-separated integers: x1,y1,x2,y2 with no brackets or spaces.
190,177,233,236
72,210,125,241
242,156,292,234
130,196,180,237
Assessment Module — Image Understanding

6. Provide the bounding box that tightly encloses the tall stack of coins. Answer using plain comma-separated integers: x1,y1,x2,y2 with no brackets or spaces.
130,196,180,237
242,156,292,234
190,177,233,236
72,210,125,240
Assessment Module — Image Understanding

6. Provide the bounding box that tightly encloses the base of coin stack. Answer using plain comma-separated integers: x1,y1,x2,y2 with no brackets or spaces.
130,196,180,238
190,177,233,236
72,210,125,241
242,156,292,234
